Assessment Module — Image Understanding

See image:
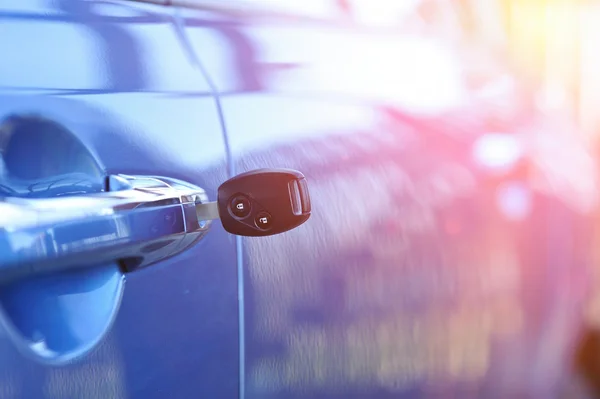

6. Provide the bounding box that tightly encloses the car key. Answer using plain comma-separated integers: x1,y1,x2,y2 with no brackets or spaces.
195,168,311,236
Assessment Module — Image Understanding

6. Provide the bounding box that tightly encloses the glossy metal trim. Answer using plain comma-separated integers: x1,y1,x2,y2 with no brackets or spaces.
0,175,211,281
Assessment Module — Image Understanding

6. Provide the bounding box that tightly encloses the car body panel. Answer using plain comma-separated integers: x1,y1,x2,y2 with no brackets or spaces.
0,1,238,398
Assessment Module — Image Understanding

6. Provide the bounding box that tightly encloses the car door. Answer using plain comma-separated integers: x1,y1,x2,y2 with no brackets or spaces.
177,1,597,398
0,1,238,398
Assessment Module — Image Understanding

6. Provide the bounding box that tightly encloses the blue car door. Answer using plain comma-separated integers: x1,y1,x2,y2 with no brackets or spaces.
0,1,238,397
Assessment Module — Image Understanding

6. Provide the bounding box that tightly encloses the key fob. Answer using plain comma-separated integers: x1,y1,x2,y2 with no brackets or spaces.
217,168,311,236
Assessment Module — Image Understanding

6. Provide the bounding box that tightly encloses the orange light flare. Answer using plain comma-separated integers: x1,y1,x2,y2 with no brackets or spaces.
501,0,584,113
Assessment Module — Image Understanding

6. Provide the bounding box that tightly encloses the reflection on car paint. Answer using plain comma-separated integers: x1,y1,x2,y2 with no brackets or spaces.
232,107,594,396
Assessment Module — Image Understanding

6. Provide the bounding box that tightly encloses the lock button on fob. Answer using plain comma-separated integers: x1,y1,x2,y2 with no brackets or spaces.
230,195,251,218
216,168,311,237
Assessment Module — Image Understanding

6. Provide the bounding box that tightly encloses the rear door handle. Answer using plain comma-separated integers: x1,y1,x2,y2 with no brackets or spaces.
0,174,211,282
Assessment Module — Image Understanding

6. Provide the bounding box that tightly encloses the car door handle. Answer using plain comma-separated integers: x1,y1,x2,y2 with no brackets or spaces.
0,174,211,282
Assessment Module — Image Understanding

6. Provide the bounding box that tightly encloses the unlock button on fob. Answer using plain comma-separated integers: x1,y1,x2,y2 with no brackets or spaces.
230,195,251,218
255,212,272,230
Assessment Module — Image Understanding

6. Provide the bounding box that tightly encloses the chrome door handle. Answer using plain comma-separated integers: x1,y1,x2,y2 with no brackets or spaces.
0,174,211,282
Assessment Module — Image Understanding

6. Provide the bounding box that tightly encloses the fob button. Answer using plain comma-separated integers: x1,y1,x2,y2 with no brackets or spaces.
254,212,272,230
230,195,251,218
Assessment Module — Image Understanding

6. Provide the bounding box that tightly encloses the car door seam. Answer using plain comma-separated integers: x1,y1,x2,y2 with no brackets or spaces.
169,8,246,399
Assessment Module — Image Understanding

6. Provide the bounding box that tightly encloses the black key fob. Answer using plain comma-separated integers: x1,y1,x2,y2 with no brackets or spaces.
217,168,311,237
